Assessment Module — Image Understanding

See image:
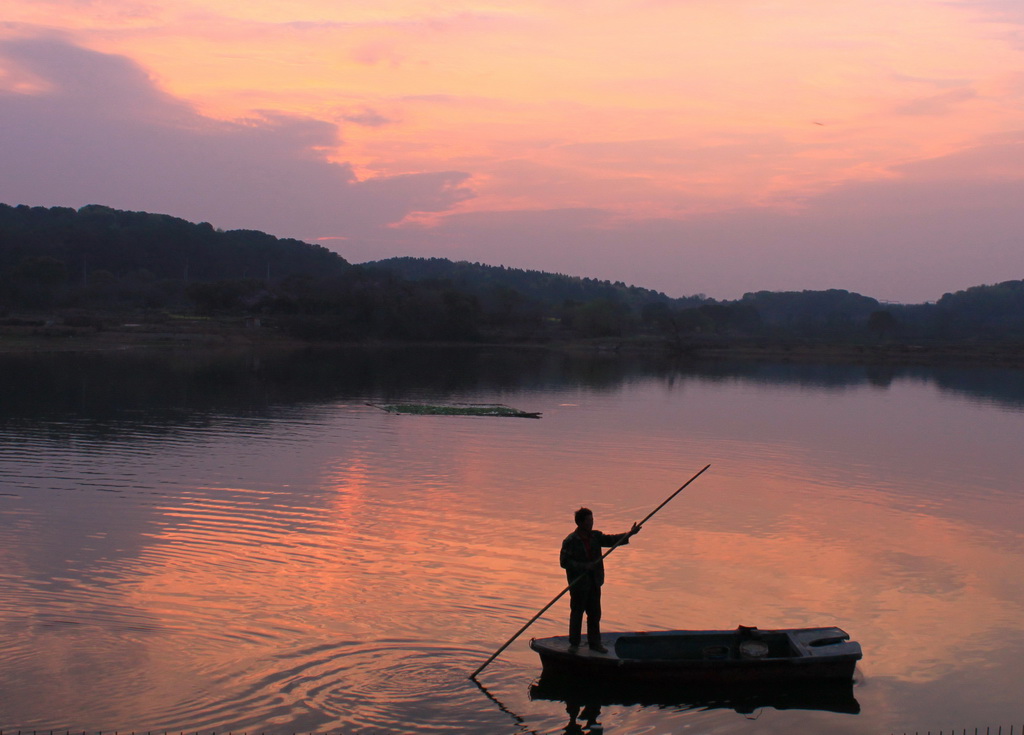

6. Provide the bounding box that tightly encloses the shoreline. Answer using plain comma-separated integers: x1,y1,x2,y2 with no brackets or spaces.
2,318,1023,368
4,331,1019,370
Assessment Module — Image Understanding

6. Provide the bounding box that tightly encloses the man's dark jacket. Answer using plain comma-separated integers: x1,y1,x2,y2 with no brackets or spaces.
560,530,630,592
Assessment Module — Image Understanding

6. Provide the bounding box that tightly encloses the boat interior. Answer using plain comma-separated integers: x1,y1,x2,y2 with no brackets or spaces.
614,630,796,661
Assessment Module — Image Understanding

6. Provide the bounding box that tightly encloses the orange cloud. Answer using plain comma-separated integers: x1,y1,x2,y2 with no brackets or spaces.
6,0,1023,222
4,0,1024,299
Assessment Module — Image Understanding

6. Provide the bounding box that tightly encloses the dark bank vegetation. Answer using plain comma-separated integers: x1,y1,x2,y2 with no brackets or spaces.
2,203,1024,364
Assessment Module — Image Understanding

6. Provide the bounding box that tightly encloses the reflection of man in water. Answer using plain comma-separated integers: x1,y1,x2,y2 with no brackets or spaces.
564,699,601,733
560,507,640,653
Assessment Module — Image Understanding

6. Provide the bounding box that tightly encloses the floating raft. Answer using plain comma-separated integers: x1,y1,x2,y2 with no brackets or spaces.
371,402,541,418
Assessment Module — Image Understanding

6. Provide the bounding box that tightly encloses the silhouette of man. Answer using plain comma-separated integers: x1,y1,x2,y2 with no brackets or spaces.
560,507,640,653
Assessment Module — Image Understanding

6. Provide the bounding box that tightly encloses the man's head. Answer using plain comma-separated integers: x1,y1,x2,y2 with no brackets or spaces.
574,506,594,532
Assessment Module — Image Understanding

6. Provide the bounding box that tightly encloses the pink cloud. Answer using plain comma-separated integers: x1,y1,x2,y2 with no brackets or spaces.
1,35,1022,304
0,36,472,241
358,135,1024,303
892,87,980,116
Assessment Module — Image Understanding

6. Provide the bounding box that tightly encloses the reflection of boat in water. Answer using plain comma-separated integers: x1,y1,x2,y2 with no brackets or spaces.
529,669,861,716
529,626,862,685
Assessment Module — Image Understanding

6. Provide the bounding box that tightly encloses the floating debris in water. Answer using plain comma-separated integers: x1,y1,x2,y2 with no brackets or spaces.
371,402,541,418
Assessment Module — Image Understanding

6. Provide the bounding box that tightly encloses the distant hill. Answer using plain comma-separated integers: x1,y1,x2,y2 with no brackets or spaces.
362,256,702,309
929,280,1024,338
738,289,882,335
0,203,350,283
3,203,1022,346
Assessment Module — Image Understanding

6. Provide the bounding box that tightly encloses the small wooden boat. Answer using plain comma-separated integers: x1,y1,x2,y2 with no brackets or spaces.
529,626,861,684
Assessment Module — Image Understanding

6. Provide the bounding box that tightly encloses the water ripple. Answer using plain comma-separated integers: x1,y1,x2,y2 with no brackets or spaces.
134,641,523,734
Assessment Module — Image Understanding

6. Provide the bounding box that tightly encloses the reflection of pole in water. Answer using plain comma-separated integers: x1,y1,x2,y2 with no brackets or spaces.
469,675,543,735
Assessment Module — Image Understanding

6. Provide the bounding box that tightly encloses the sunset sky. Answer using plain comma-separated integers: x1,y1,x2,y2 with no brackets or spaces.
2,0,1023,302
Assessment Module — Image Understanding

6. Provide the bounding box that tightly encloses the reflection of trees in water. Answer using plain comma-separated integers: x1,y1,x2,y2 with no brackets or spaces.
0,347,678,426
929,366,1024,410
1,349,1021,438
687,361,1024,409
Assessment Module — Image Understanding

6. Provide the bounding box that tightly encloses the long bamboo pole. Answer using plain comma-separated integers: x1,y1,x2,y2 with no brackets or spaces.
468,463,711,679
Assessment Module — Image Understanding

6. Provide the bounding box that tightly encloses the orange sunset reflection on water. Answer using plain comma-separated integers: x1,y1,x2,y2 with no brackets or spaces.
1,355,1022,732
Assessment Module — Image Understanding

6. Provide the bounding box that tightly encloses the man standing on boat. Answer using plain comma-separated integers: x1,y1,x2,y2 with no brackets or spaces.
560,507,641,653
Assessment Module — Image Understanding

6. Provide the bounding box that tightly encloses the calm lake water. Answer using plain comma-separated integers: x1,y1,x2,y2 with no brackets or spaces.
0,347,1022,734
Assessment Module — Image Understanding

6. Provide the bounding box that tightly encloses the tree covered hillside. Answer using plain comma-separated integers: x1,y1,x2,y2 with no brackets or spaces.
2,203,1022,348
363,256,697,309
0,203,349,285
362,256,708,339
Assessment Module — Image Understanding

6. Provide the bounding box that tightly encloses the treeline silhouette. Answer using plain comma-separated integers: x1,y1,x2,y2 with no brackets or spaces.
2,203,1023,346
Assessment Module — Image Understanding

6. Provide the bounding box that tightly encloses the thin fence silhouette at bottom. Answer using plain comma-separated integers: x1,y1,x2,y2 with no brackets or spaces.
1,725,1021,735
891,726,1022,735
0,732,338,735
